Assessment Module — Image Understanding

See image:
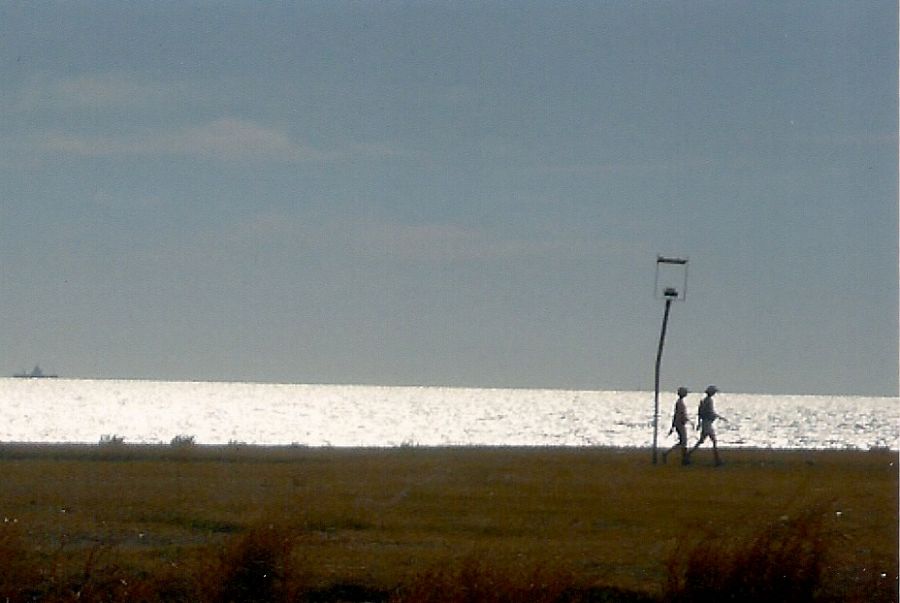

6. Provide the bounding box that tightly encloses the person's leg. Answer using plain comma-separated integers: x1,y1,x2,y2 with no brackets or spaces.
665,426,687,463
689,431,706,454
685,431,705,464
711,434,722,466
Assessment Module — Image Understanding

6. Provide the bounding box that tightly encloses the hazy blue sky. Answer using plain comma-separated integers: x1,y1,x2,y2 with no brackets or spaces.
1,2,896,396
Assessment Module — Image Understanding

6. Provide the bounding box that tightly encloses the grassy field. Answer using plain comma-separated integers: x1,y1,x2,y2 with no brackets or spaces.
0,444,896,601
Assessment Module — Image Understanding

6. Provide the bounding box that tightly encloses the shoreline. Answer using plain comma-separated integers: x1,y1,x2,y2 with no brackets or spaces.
1,441,897,450
0,442,900,466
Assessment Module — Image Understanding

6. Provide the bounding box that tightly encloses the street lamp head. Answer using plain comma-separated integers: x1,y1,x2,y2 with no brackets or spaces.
654,254,689,302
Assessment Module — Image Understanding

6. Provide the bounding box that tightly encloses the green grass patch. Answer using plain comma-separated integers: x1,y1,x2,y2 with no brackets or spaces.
0,446,893,601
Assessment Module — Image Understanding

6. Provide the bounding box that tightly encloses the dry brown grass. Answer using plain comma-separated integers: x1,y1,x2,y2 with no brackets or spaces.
0,445,895,601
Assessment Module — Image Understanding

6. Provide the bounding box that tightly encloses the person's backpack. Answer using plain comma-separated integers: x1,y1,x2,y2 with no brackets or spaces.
699,397,716,422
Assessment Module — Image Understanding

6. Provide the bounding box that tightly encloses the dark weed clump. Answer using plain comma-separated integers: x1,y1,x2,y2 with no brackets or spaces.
0,521,41,602
392,555,569,603
390,554,654,603
208,523,299,603
663,505,897,603
665,508,828,603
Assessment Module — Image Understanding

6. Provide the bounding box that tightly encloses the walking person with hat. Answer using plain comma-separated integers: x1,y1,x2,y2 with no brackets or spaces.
685,385,725,466
662,387,693,465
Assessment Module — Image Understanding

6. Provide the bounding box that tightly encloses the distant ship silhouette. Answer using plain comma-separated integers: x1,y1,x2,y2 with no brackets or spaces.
13,365,58,379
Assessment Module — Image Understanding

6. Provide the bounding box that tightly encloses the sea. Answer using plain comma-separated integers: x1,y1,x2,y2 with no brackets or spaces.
0,378,897,450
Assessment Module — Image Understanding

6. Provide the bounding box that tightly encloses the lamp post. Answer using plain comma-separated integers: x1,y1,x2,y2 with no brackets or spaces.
653,255,688,465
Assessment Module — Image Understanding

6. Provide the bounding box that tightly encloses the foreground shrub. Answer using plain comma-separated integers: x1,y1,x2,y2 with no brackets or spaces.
664,507,829,603
392,555,575,603
0,521,40,602
209,524,298,603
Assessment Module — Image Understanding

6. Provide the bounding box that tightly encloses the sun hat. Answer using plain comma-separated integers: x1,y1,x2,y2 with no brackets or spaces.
705,385,719,395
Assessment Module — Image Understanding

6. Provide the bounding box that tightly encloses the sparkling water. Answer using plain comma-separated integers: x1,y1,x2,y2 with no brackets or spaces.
0,378,896,450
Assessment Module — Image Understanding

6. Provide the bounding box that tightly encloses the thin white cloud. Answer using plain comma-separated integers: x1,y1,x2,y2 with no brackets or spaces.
37,118,327,163
217,212,598,265
342,221,601,263
9,73,419,165
159,118,326,163
15,72,176,111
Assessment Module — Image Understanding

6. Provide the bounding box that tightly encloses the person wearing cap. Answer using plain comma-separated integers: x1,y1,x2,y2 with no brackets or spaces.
685,385,724,466
662,386,693,464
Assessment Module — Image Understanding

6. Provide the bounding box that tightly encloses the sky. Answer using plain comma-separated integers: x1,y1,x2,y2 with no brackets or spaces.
0,2,896,396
